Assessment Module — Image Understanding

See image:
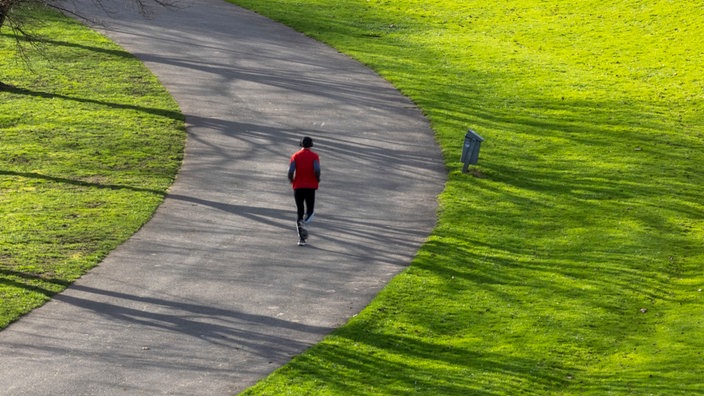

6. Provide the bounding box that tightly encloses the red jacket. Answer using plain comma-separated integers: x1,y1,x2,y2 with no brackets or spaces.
288,148,320,189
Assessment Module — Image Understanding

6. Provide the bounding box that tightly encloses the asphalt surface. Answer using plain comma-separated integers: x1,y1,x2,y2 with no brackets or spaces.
0,0,445,394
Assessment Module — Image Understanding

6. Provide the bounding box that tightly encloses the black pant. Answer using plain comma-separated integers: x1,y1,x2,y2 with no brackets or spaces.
294,188,315,221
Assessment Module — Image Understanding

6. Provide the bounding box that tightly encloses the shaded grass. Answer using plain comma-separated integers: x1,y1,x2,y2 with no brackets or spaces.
228,0,704,394
0,5,185,328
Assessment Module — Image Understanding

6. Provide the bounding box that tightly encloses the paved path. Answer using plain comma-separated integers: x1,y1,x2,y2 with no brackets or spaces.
0,0,445,394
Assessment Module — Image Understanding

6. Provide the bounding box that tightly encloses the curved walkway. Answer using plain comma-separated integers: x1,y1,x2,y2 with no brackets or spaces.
0,0,445,394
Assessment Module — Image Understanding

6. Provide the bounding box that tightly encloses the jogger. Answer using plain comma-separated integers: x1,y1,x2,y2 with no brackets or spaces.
288,136,320,245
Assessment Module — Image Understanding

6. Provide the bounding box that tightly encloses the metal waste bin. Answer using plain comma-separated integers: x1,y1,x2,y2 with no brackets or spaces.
461,129,484,172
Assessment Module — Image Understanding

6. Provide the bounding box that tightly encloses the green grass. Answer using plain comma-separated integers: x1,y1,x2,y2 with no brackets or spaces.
226,0,704,394
0,5,185,328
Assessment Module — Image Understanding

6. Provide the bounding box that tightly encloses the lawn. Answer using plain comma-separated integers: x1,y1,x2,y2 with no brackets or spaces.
225,0,704,394
0,5,185,329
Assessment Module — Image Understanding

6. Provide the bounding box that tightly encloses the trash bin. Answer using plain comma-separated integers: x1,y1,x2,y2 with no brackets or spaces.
461,129,484,172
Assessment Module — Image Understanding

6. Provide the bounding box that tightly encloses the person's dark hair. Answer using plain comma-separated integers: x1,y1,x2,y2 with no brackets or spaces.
300,136,314,148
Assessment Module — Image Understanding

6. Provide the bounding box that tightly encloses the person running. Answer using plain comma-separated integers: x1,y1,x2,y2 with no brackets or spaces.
288,136,320,246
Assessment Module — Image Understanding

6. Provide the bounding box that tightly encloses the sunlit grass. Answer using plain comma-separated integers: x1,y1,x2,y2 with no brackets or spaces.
228,0,704,394
0,5,185,328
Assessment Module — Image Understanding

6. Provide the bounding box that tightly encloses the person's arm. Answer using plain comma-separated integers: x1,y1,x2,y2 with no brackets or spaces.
313,159,320,182
288,161,296,183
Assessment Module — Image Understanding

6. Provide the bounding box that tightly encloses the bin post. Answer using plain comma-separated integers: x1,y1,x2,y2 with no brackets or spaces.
461,129,484,173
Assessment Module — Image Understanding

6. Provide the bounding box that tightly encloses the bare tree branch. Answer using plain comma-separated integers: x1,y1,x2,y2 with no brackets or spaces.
1,0,180,82
1,0,181,32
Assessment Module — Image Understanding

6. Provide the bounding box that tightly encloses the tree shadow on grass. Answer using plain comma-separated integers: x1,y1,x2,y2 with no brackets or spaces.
0,30,135,57
256,326,573,395
0,169,166,195
0,268,71,298
0,83,183,120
